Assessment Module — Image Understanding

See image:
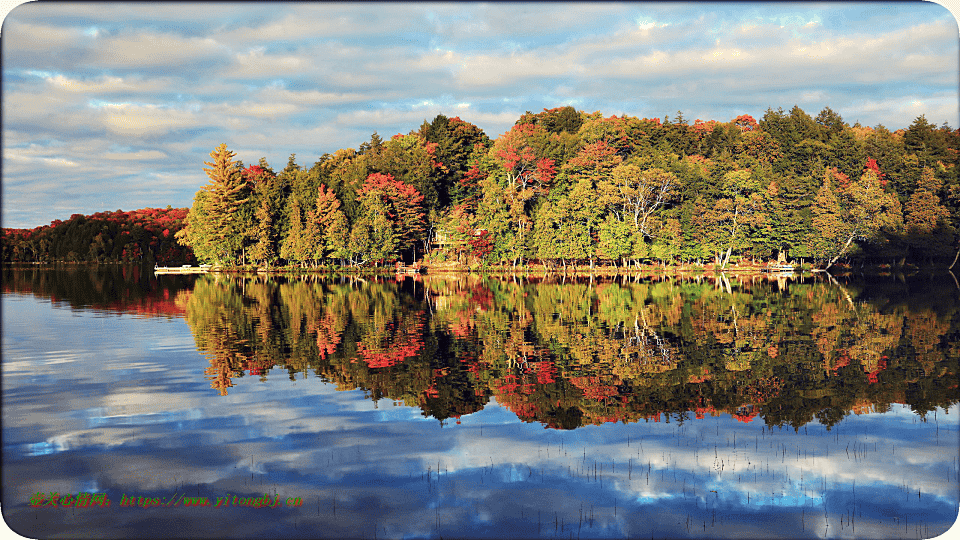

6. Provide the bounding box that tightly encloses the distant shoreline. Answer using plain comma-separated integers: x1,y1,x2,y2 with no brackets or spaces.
9,260,954,278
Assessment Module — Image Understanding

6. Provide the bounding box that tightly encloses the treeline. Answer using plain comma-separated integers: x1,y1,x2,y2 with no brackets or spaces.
8,105,958,270
2,207,193,265
178,105,960,270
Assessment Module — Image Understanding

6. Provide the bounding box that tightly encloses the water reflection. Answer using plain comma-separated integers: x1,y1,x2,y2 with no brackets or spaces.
177,272,956,430
2,267,958,539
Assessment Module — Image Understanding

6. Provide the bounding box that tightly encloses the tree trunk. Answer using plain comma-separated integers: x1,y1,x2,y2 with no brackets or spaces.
823,231,858,271
721,247,733,269
950,246,960,270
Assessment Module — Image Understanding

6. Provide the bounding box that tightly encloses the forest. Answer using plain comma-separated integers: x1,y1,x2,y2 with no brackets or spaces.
5,105,960,270
1,207,193,265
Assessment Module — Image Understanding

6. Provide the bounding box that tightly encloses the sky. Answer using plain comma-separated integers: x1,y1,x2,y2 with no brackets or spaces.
2,1,959,230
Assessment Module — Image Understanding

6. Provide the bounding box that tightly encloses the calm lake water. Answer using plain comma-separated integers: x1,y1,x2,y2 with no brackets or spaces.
2,266,959,539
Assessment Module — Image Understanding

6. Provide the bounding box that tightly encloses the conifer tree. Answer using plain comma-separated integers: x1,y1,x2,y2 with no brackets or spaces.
904,167,955,261
315,184,350,261
177,144,249,264
281,198,307,266
249,186,277,267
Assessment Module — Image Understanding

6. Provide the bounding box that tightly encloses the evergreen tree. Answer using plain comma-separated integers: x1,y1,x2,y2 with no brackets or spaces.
177,144,249,264
315,184,350,262
349,193,398,266
280,198,307,266
249,183,278,267
904,167,955,261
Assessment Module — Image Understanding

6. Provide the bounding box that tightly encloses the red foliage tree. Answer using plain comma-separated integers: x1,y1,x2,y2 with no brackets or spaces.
359,173,426,254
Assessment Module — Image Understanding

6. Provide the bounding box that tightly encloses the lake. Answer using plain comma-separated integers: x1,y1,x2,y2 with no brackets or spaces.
2,266,958,539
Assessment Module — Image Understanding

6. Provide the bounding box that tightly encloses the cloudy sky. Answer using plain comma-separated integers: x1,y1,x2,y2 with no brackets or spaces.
2,1,959,229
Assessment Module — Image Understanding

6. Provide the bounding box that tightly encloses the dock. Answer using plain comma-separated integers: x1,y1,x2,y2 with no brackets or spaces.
761,264,797,273
154,265,213,274
395,263,422,275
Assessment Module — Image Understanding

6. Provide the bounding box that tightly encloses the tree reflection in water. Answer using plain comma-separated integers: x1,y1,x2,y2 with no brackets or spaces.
180,272,958,430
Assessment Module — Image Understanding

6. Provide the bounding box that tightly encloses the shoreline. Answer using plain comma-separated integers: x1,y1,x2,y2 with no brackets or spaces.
5,261,953,278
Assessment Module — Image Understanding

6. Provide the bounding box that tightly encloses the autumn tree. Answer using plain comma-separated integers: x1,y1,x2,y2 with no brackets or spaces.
366,133,441,214
475,173,527,266
490,123,559,199
280,198,310,266
807,167,903,270
691,170,766,267
177,144,250,264
418,114,491,206
476,125,565,268
515,106,583,135
246,163,282,267
359,173,426,260
904,167,955,262
562,140,622,189
576,114,661,158
314,184,350,262
598,164,677,238
249,182,278,266
349,192,398,266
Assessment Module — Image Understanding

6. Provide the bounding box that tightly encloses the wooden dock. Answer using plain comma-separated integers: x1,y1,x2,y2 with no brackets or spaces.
154,265,213,274
761,264,797,273
395,263,422,275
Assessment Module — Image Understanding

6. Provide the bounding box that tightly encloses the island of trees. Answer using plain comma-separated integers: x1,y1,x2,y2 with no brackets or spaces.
5,105,959,271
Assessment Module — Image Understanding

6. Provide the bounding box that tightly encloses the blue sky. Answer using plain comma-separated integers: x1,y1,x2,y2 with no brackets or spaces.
2,1,959,229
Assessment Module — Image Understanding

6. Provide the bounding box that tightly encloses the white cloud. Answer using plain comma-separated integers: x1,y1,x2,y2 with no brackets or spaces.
257,86,373,106
799,91,827,103
215,10,362,44
95,102,201,137
102,149,169,161
42,73,176,94
3,150,79,169
89,31,229,69
1,19,87,53
231,47,307,77
333,105,518,136
210,100,299,119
